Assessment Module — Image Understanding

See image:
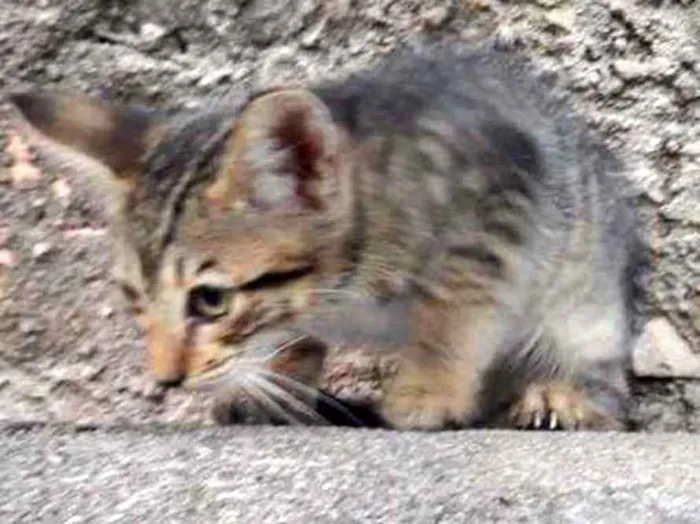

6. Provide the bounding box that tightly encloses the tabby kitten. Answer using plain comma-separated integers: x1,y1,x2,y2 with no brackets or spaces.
10,44,640,431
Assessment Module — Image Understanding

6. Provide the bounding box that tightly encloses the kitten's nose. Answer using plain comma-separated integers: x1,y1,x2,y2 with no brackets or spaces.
156,374,185,388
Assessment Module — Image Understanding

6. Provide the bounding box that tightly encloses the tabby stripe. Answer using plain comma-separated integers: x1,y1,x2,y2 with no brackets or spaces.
446,244,504,279
482,219,525,245
334,153,367,291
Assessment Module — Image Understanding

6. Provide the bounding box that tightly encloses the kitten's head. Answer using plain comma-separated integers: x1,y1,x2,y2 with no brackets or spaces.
10,88,357,391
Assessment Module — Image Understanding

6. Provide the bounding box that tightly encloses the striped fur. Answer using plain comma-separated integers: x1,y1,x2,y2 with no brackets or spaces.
10,44,641,430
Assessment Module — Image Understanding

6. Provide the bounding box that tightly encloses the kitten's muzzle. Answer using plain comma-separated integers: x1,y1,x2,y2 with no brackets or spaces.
182,330,328,390
145,321,230,388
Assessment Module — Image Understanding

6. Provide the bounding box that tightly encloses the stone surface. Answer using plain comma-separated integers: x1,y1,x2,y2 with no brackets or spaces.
0,0,698,430
3,425,700,523
633,317,700,378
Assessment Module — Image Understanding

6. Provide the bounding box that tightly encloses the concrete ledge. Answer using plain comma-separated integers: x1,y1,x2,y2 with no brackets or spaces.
2,425,700,523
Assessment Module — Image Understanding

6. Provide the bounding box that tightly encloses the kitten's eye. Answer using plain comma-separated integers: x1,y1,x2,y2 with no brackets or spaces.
187,285,232,321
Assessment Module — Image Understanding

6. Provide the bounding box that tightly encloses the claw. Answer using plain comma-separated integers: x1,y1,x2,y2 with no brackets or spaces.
532,411,542,429
510,382,621,432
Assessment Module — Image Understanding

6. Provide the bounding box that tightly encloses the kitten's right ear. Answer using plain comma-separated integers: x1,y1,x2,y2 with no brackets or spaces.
8,90,163,180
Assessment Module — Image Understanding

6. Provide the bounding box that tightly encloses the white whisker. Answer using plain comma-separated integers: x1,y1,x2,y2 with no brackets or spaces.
260,369,365,427
220,333,311,369
239,374,302,426
312,288,367,299
247,373,330,426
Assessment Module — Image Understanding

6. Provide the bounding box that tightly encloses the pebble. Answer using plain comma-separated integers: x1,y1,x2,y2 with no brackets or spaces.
128,377,165,402
100,306,114,319
142,382,166,402
675,71,700,104
22,388,48,402
31,242,52,260
197,69,233,88
301,17,327,49
661,137,683,156
19,318,43,335
140,22,167,44
611,37,628,54
543,7,575,33
0,249,15,268
47,364,105,383
492,26,523,51
5,133,41,189
612,58,677,83
633,317,700,378
421,5,451,29
10,162,42,190
684,142,700,158
77,344,98,359
612,59,648,81
51,179,71,203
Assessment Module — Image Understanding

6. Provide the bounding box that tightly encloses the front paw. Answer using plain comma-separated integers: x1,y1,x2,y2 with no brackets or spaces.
509,382,623,431
380,360,479,431
381,387,461,431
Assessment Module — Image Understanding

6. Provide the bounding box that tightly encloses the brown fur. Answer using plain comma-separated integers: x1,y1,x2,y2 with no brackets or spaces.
9,44,641,431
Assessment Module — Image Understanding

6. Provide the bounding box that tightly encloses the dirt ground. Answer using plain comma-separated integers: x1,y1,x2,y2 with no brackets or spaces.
0,0,699,431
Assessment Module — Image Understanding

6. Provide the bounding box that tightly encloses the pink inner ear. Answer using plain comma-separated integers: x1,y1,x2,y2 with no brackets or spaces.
228,89,342,214
275,108,327,210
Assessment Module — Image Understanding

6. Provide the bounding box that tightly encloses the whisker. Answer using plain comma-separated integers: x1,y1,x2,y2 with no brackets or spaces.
260,369,366,428
251,333,310,363
258,369,321,402
198,333,313,391
253,375,330,426
221,333,311,368
239,374,303,426
312,288,368,299
247,373,330,426
271,333,309,353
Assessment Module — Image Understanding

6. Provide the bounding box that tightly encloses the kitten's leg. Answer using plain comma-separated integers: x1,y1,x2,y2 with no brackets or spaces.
508,306,631,431
380,352,481,430
380,303,500,431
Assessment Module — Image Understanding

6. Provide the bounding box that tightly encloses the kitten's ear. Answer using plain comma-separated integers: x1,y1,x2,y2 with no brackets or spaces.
8,90,162,180
208,89,346,212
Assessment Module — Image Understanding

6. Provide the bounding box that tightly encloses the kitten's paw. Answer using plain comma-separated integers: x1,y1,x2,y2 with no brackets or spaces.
380,359,479,430
509,382,623,431
381,387,467,430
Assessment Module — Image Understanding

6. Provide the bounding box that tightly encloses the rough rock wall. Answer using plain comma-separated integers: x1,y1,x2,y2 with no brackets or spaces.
0,0,698,430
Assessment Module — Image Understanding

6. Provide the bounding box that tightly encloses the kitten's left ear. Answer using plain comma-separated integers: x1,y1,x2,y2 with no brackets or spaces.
208,88,348,213
8,90,162,181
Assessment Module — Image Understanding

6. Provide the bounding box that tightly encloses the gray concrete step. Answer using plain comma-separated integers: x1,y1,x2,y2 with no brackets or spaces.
1,425,699,523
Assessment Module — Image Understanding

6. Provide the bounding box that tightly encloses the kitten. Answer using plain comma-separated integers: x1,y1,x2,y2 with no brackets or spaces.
9,44,641,431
